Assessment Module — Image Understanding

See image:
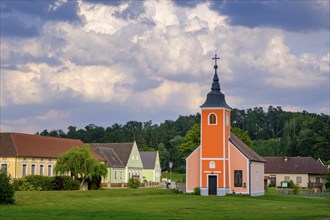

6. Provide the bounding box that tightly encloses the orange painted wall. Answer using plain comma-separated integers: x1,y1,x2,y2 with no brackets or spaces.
200,108,231,189
186,147,200,192
201,160,224,187
201,109,225,158
229,142,249,193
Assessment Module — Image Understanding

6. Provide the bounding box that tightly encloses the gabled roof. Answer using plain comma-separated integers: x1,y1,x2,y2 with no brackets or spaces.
229,133,266,163
90,143,134,166
0,132,84,158
264,157,328,174
93,147,125,168
140,152,157,169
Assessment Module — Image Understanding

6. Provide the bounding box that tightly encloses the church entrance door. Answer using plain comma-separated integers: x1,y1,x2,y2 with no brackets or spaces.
208,175,217,195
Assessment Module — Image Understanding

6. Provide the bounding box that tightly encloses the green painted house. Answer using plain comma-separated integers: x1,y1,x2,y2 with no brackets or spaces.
90,142,143,187
140,151,161,182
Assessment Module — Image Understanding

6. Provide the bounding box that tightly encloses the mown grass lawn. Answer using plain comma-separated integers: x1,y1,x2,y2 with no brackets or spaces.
0,188,329,220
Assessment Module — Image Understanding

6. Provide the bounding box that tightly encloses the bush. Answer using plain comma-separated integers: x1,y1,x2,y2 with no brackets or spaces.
88,176,102,190
128,178,140,188
193,187,200,195
53,176,80,190
293,183,300,194
280,180,295,189
0,171,15,204
268,182,275,187
15,175,79,191
20,175,54,191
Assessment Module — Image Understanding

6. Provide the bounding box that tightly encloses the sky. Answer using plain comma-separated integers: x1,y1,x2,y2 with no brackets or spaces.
0,0,329,134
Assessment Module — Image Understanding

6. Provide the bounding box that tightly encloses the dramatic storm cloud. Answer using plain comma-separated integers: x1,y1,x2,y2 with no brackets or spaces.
0,0,329,133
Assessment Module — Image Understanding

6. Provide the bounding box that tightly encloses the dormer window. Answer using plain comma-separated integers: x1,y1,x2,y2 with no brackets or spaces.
209,113,217,125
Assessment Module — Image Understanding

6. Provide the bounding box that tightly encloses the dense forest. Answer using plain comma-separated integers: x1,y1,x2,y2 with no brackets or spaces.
38,106,330,172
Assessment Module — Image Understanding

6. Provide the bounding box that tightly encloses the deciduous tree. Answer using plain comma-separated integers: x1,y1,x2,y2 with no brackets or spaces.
54,145,107,190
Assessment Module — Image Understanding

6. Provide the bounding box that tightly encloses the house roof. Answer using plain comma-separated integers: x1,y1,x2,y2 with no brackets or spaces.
264,157,328,174
140,152,157,169
90,143,133,166
0,132,85,159
93,147,125,168
229,133,266,163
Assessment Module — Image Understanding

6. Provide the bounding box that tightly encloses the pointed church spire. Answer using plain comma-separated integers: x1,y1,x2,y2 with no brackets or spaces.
200,54,231,109
211,54,221,92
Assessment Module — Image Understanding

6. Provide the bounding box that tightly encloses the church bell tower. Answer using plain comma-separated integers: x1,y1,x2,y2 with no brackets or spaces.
199,54,231,196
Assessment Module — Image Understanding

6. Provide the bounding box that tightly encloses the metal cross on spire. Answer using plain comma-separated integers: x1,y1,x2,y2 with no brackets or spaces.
212,54,220,66
212,54,220,73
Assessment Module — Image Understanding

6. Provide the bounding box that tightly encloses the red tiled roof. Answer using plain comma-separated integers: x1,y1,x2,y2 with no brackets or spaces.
264,157,328,174
0,132,104,161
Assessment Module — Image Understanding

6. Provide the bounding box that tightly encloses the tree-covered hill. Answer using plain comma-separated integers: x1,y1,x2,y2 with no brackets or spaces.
37,106,329,172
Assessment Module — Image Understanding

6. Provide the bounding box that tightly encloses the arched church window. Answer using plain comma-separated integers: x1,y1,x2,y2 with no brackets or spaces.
225,112,229,126
209,113,217,125
209,161,215,169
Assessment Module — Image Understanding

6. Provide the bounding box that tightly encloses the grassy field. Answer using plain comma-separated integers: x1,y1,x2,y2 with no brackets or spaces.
0,188,329,220
161,172,185,182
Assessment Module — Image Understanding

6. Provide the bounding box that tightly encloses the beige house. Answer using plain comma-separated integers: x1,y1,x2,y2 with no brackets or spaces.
264,157,328,188
0,132,90,178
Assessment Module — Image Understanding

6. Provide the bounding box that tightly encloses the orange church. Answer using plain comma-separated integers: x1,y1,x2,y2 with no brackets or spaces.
186,55,266,196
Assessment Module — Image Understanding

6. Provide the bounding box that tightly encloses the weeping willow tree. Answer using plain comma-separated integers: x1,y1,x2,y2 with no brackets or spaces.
55,145,107,190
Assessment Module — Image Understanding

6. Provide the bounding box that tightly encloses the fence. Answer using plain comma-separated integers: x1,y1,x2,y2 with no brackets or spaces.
276,188,330,197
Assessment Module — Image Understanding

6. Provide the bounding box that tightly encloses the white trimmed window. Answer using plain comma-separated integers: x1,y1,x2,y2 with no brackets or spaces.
31,164,36,175
22,164,27,177
120,171,123,179
115,171,118,179
48,165,52,176
284,176,290,181
1,164,7,173
209,161,215,169
40,164,44,176
296,176,302,184
225,112,229,126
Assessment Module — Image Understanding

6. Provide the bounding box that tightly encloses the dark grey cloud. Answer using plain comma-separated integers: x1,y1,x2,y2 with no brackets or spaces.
213,1,329,32
0,0,49,18
173,0,329,32
48,1,81,23
83,0,123,6
0,16,39,37
0,1,82,38
114,1,145,20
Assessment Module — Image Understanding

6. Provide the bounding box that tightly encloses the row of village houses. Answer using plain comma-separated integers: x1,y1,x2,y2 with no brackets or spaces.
0,132,161,187
0,132,328,189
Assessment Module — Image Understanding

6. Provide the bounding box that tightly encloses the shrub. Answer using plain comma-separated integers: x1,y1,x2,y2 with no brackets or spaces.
193,187,200,195
53,176,80,190
0,171,15,204
268,182,276,187
21,175,54,191
128,178,140,188
280,180,295,189
293,183,300,194
88,176,102,190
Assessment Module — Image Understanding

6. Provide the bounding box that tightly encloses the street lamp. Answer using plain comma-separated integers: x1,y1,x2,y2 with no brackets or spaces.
169,162,173,183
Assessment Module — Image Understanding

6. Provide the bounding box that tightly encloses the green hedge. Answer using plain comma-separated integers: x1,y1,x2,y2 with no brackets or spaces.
13,175,80,191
